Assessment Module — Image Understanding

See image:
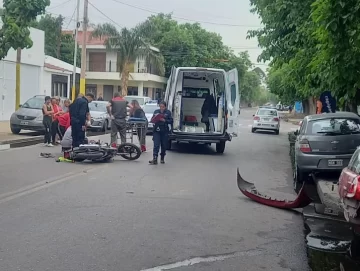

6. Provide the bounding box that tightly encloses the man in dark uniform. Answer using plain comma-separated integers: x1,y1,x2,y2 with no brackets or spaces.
69,93,94,148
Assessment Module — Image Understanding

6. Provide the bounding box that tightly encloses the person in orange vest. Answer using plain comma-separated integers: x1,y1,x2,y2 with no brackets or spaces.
316,100,322,114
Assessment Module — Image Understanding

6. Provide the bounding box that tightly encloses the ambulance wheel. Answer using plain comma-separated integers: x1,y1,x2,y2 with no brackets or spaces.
216,141,226,154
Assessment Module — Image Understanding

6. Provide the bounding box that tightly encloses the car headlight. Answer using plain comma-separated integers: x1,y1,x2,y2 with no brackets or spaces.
35,115,43,121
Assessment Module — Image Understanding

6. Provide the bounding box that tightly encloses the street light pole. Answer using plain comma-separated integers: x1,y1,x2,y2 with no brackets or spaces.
79,0,88,95
71,0,81,101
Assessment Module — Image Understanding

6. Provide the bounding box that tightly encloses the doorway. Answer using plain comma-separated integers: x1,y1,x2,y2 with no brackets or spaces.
103,85,114,101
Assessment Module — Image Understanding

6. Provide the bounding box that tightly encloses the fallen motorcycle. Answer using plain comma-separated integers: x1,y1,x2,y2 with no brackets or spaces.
59,141,142,162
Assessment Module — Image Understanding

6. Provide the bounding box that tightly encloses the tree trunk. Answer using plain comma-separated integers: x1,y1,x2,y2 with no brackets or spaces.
121,63,129,96
302,97,316,115
15,48,21,110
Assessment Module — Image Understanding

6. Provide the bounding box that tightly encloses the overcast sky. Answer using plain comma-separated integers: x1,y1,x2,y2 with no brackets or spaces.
1,0,268,70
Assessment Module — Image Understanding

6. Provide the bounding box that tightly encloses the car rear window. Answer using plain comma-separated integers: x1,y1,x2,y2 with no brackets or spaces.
182,88,210,98
257,109,277,116
307,118,360,135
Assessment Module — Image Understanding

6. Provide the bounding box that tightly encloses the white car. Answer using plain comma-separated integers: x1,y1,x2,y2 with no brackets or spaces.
88,101,111,132
142,103,160,133
252,108,280,135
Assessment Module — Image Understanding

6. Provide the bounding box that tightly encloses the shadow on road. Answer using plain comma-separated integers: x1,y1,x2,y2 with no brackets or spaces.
171,142,218,155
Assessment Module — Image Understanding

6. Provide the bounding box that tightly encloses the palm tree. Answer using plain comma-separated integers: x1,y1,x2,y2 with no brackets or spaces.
91,23,165,96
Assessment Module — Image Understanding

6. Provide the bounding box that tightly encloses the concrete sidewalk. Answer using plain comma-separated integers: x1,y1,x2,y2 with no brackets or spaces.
0,121,42,147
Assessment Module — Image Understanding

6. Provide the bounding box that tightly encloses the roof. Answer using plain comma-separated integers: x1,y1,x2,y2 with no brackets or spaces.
62,30,160,52
306,112,360,120
44,55,80,73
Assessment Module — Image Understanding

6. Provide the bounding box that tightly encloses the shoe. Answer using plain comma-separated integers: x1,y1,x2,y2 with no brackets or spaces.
160,156,165,164
149,158,158,165
47,143,54,147
141,145,146,152
111,143,117,148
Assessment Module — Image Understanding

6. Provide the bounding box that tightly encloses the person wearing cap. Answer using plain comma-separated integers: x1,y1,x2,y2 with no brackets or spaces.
69,93,94,148
42,96,54,146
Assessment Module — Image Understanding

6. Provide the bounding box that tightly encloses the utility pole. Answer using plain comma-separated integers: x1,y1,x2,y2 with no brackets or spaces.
80,0,89,95
71,0,81,101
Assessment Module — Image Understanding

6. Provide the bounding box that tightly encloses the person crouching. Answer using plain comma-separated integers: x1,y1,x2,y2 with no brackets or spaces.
61,126,89,159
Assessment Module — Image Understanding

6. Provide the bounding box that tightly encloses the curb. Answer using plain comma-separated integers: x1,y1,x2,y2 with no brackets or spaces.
0,136,44,151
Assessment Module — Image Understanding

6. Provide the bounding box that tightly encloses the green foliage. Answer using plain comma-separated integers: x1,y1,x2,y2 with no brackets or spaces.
249,0,360,109
0,0,50,60
32,14,80,65
138,14,263,103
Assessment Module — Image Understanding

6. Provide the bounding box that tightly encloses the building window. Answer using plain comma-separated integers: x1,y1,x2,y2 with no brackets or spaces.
127,87,138,96
143,87,148,97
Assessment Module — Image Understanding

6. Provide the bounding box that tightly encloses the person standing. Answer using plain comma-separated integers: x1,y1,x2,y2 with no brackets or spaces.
69,93,94,148
57,112,70,138
149,101,173,165
51,97,63,144
42,96,54,146
107,92,131,148
129,99,147,152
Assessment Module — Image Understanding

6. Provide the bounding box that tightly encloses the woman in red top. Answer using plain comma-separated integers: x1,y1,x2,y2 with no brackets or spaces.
51,97,63,144
57,112,70,138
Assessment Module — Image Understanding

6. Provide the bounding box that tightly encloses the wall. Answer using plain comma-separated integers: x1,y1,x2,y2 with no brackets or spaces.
0,27,45,121
0,62,42,120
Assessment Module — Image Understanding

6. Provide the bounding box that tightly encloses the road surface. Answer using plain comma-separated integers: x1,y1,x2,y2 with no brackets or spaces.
0,108,308,271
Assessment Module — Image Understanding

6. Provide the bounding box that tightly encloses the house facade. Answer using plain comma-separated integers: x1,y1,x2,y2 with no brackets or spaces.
64,30,167,101
0,26,44,121
0,21,79,121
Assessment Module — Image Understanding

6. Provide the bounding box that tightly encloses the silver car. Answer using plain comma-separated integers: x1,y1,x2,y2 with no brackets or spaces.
252,108,280,134
293,112,360,191
88,101,111,132
10,95,66,134
142,103,159,133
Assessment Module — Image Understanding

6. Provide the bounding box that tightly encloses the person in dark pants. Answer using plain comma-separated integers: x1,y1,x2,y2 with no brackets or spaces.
69,93,94,148
149,101,173,165
42,96,54,146
107,92,131,148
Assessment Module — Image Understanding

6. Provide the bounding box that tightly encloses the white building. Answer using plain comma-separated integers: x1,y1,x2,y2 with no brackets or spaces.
0,27,44,121
64,30,167,101
0,22,79,121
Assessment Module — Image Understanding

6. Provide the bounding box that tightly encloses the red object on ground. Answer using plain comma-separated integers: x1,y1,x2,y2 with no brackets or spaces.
237,168,312,209
141,144,146,152
58,112,70,129
111,142,117,148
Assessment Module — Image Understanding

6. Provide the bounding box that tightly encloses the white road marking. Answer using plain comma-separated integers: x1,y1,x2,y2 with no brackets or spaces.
140,250,262,271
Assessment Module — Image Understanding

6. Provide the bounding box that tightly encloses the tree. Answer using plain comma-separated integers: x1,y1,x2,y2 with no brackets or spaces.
310,0,360,110
32,14,80,65
92,23,165,96
0,0,50,110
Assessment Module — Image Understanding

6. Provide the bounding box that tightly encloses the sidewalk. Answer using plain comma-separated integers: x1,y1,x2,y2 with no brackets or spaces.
0,121,42,146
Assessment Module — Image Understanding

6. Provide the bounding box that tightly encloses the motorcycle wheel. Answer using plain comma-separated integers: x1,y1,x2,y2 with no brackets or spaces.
117,143,141,160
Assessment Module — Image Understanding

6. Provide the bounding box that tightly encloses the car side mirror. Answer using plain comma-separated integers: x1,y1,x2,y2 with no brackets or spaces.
19,104,22,107
294,130,299,136
252,114,255,117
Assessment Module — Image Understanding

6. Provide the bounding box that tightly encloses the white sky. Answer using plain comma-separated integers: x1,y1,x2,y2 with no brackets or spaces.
1,0,268,70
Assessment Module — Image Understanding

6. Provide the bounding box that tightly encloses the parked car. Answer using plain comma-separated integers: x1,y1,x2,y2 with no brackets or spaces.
293,112,360,192
148,100,159,104
124,96,151,108
88,101,111,132
338,147,360,223
252,107,280,134
142,103,159,133
9,95,66,134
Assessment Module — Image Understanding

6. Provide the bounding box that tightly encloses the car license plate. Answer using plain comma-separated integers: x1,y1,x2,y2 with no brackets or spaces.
20,121,29,125
262,118,270,121
328,159,343,166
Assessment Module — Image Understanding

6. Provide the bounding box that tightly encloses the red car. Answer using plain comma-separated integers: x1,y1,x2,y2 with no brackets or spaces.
338,148,360,224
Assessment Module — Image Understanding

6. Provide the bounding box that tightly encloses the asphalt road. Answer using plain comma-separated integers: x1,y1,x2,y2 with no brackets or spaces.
0,108,308,271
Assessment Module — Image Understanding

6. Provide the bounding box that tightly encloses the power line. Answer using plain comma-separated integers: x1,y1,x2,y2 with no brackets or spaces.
65,3,77,29
109,0,261,28
47,0,73,10
88,1,123,28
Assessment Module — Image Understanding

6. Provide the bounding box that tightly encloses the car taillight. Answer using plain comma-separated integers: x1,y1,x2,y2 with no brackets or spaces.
273,117,279,121
254,116,260,121
347,176,360,200
299,139,311,153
